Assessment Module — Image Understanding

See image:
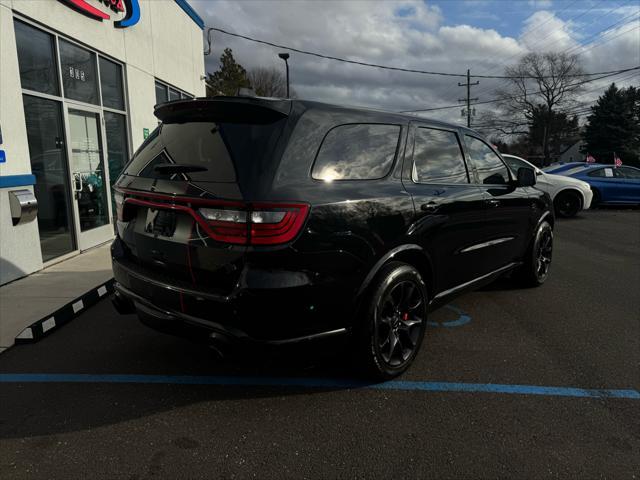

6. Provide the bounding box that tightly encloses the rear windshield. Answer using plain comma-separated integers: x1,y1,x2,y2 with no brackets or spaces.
123,120,286,182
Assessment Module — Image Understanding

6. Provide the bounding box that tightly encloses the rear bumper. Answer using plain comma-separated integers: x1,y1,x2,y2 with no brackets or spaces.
113,282,347,346
111,248,355,344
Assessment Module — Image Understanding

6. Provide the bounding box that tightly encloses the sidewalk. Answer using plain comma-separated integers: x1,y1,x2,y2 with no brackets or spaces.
0,244,113,351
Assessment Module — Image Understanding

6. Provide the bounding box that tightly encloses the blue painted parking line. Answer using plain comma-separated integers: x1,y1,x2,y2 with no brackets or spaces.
427,304,472,328
0,373,638,400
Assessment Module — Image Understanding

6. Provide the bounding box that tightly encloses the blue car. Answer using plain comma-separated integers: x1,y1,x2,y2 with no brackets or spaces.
554,163,640,206
543,162,589,175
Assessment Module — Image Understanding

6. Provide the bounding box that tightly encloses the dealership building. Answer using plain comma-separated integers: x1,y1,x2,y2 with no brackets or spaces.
0,0,206,285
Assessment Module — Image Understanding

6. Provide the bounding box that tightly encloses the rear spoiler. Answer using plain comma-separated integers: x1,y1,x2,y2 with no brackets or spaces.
154,97,291,124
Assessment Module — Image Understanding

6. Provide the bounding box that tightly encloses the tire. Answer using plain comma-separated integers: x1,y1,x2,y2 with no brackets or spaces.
353,261,428,380
514,220,553,288
591,189,601,208
554,190,581,218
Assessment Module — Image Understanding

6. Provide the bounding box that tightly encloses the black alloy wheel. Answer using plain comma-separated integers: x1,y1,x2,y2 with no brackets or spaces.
535,226,553,282
376,280,424,367
514,220,553,287
555,191,581,218
355,261,428,380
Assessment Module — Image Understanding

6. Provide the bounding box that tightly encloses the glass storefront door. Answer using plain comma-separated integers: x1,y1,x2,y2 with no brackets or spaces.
66,107,113,250
23,95,76,262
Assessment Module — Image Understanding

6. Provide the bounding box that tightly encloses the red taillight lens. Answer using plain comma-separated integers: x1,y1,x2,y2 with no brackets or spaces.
250,204,309,245
198,208,249,245
197,203,309,245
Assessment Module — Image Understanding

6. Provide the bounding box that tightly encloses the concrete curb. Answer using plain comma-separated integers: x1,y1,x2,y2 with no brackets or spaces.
14,279,115,344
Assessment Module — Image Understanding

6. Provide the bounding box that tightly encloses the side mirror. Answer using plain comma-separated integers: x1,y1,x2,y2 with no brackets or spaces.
516,167,536,187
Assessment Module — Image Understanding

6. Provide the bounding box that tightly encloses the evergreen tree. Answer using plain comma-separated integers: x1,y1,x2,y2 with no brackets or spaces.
582,83,640,166
205,48,250,97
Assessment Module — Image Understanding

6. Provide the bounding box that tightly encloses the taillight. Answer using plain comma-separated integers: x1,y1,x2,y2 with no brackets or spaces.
198,208,248,245
250,204,309,245
114,190,125,221
197,203,309,245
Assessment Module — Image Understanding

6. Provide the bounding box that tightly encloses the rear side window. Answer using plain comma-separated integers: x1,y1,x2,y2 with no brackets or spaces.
619,167,640,179
587,168,606,178
464,136,510,185
312,124,400,181
412,127,468,184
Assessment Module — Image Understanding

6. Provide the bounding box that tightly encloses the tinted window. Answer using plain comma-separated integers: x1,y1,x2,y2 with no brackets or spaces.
104,111,129,191
588,168,607,178
168,88,181,102
412,128,467,184
465,136,510,184
312,124,400,181
23,95,75,261
618,167,640,179
503,156,529,172
124,120,286,183
155,82,168,105
14,20,59,95
59,39,99,105
99,57,124,110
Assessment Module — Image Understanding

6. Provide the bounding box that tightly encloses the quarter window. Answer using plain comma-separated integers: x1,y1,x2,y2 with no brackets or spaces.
412,127,468,184
464,136,510,184
312,124,401,181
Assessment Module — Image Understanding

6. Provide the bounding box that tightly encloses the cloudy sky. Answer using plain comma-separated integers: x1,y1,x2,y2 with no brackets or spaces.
190,0,639,126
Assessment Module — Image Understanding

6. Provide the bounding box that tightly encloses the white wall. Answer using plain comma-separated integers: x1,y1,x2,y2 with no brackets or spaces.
0,3,43,283
0,0,205,284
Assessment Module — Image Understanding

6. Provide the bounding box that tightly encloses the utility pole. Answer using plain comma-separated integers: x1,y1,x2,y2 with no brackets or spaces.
458,69,479,128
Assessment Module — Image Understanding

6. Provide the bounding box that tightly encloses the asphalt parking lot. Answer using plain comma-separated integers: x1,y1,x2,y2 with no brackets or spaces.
1,209,639,479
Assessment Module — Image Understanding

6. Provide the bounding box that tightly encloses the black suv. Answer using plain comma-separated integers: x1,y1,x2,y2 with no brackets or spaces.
111,97,554,379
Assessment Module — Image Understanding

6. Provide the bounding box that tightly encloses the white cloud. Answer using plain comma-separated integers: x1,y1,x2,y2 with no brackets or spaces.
192,0,640,124
519,10,579,52
528,0,553,8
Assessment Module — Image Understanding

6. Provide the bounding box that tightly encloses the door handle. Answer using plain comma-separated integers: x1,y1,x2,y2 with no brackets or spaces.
486,199,500,207
421,201,439,212
73,173,83,199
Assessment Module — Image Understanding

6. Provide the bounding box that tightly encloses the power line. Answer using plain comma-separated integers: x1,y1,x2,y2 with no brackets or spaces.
206,26,638,80
399,66,640,112
458,2,637,101
438,0,613,100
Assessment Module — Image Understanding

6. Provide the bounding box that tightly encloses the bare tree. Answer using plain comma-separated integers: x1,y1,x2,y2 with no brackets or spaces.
247,67,291,98
490,52,584,165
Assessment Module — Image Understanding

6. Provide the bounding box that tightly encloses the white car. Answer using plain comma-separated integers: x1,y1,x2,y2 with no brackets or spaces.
502,154,593,218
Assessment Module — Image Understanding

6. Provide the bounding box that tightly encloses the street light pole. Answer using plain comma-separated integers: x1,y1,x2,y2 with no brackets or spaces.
278,53,290,98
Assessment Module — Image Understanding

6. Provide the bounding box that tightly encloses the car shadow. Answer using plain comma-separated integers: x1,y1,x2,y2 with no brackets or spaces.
0,296,464,440
0,305,395,440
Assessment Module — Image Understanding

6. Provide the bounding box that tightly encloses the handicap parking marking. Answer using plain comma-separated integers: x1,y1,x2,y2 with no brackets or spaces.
0,373,638,400
428,304,472,328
